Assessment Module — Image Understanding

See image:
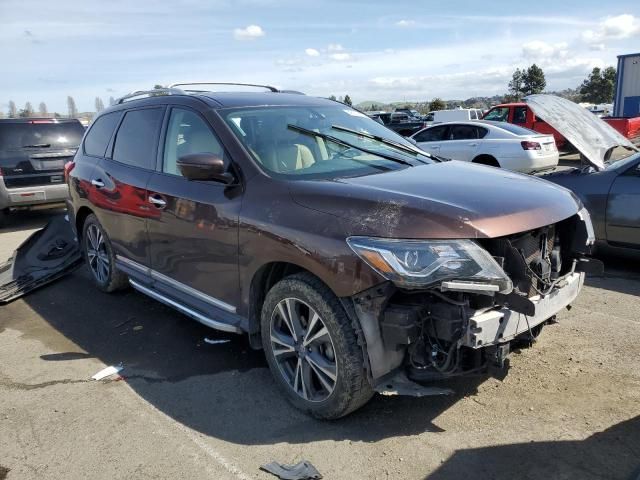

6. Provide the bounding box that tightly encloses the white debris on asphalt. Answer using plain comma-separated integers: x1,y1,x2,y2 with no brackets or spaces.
91,364,123,380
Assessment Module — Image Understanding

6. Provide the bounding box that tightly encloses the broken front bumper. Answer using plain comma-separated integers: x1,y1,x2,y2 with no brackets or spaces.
464,271,584,348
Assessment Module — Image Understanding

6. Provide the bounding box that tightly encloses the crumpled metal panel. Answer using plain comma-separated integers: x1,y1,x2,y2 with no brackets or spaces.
0,215,82,304
525,94,638,171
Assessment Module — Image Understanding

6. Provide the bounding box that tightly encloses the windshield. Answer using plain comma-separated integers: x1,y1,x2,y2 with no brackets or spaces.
0,122,84,150
604,147,639,169
222,105,432,179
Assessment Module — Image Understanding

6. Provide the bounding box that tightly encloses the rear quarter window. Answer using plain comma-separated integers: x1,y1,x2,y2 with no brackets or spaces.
84,112,121,157
112,108,164,169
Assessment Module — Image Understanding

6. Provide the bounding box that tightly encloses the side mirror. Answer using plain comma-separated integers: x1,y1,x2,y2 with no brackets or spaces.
177,153,235,184
407,137,418,146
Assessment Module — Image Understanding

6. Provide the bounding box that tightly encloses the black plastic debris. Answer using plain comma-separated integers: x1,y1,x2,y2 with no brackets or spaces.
0,215,82,304
260,460,322,480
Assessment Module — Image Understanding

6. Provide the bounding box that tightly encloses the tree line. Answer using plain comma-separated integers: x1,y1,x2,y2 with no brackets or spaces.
2,96,116,119
506,63,617,104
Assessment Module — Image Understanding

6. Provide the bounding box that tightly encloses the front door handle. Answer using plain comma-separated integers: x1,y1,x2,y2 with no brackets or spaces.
91,179,105,188
148,194,166,208
468,143,478,147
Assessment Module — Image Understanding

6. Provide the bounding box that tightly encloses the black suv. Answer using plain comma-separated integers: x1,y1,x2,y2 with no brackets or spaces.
0,118,84,226
67,83,593,419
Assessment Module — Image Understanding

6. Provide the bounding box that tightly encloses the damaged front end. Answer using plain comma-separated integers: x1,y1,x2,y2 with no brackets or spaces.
344,210,601,395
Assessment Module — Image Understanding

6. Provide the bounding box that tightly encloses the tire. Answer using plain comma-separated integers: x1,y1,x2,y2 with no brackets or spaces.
261,273,373,419
0,209,6,229
82,214,128,293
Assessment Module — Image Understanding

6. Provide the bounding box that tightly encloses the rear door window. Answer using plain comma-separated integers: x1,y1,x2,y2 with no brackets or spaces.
112,108,164,169
414,125,448,142
84,112,121,157
0,121,84,151
450,124,479,140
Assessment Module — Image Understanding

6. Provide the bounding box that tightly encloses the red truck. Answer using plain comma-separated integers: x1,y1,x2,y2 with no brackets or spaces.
483,102,640,149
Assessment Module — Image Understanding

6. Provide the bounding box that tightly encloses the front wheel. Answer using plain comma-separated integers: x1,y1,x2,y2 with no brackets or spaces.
261,273,373,419
82,214,128,293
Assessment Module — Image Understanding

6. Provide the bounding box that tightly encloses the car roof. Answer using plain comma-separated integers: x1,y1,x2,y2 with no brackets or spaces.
198,91,336,108
491,102,526,108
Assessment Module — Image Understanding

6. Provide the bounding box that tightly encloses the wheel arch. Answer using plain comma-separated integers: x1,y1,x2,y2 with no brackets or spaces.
472,154,500,167
247,261,332,348
75,206,94,239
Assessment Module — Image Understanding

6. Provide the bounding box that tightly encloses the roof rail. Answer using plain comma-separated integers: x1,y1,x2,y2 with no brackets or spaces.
168,82,280,93
116,87,186,104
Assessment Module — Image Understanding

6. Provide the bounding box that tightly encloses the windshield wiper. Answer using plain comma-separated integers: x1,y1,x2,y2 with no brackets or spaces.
331,124,425,157
22,143,51,148
287,124,415,167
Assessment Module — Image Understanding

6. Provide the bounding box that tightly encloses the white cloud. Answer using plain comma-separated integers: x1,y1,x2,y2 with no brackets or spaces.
305,48,320,57
522,40,569,60
395,19,415,28
588,43,605,51
581,14,639,46
233,24,265,40
327,43,344,52
329,52,351,61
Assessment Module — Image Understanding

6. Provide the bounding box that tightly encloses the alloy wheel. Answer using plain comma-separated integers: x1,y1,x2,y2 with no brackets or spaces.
86,224,110,284
270,298,338,402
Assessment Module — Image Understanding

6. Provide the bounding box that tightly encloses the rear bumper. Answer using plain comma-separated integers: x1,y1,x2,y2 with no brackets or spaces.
464,271,584,348
500,150,559,173
0,179,69,210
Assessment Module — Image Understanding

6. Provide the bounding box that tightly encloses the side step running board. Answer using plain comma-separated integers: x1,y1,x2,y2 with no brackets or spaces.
129,279,242,334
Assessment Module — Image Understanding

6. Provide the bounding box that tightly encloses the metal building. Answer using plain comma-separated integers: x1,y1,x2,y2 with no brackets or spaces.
614,53,640,117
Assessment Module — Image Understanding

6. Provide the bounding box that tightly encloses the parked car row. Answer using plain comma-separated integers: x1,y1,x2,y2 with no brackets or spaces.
1,84,637,420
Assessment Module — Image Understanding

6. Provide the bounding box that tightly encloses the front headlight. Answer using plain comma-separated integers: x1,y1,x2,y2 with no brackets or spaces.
347,237,513,293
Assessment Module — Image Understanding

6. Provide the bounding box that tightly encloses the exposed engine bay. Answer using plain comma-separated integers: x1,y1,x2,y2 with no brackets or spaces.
345,212,603,392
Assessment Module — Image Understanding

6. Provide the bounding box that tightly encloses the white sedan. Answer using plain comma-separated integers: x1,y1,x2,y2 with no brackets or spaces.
410,120,559,173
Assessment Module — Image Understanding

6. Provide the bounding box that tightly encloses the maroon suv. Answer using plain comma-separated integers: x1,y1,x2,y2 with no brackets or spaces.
67,84,596,419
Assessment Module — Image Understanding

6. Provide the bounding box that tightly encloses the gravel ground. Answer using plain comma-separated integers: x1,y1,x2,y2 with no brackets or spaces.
0,210,639,480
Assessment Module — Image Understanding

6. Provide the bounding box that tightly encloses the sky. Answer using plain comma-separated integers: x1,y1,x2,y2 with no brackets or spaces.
1,0,639,113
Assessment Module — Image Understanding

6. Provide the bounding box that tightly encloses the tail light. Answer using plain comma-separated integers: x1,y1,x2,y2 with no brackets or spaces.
64,161,75,182
521,141,541,150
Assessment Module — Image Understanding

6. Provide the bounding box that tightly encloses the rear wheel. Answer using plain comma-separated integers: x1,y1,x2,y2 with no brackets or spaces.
261,273,373,419
82,214,128,293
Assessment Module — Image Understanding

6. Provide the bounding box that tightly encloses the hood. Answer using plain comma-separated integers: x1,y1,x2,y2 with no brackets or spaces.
290,161,581,239
525,94,638,171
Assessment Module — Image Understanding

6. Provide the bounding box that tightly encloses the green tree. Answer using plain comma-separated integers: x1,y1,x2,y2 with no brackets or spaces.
428,98,446,111
38,102,47,116
343,94,352,106
67,96,78,118
328,95,337,101
109,96,116,106
523,64,546,95
579,66,616,103
508,68,525,101
8,100,17,118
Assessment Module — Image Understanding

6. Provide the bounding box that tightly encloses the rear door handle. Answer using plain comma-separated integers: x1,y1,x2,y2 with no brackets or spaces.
148,194,166,208
91,179,105,188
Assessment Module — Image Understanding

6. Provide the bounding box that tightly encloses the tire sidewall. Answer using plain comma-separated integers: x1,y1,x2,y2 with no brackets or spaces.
261,275,365,418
